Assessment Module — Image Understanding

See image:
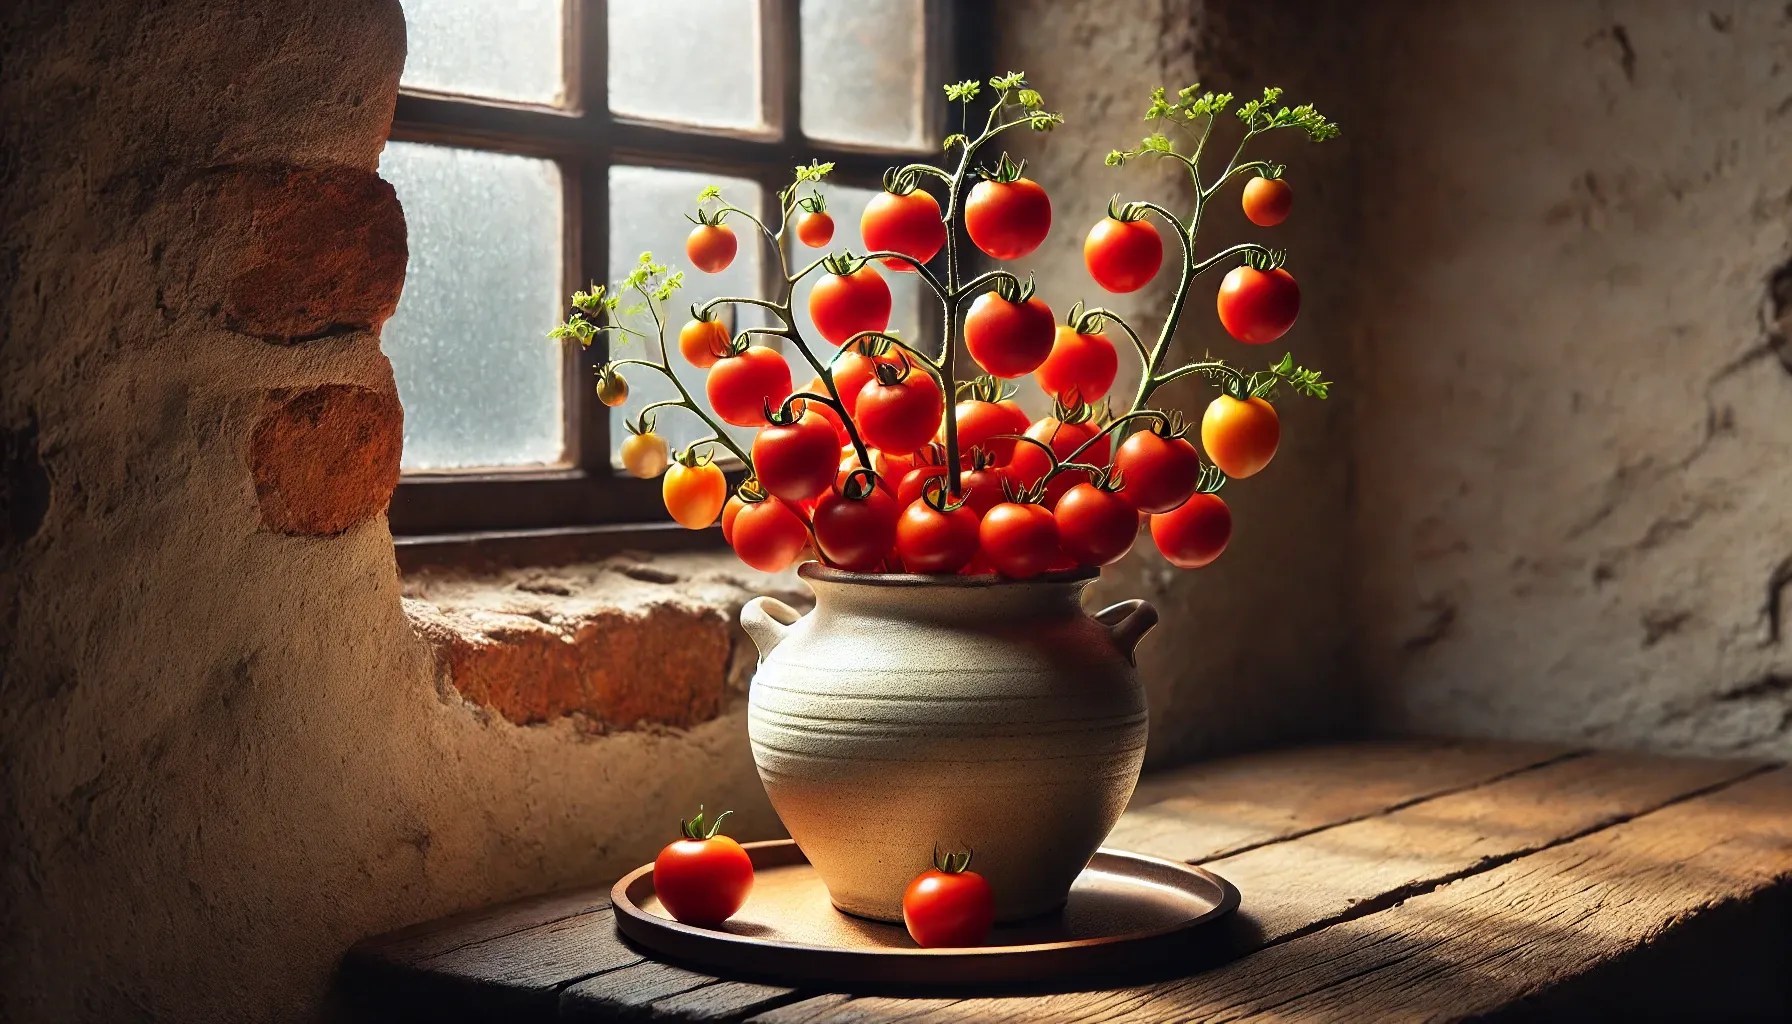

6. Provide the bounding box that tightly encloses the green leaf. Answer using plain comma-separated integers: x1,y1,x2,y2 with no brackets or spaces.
944,79,981,102
696,185,722,203
1016,88,1043,109
989,70,1026,90
1104,149,1128,167
1027,111,1063,131
942,133,969,152
791,160,834,186
1140,133,1173,154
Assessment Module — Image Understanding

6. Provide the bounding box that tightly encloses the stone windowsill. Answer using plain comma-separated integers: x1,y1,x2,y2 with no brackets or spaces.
402,550,810,733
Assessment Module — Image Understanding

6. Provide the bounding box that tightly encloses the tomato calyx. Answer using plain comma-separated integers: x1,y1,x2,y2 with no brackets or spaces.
1062,300,1109,337
684,204,731,228
931,846,975,875
838,467,883,501
673,445,716,470
1106,194,1153,223
678,805,735,841
990,273,1038,306
796,192,828,215
735,477,769,504
880,166,929,197
1254,163,1288,182
1241,246,1289,273
921,476,972,515
870,350,925,387
625,411,657,437
820,251,874,277
974,151,1028,184
1051,396,1099,427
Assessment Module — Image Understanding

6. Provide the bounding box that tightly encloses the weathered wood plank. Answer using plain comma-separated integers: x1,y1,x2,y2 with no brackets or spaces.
559,959,716,1020
762,766,1792,1023
754,753,1767,1024
415,907,642,991
649,978,804,1021
1108,738,1572,863
349,887,611,965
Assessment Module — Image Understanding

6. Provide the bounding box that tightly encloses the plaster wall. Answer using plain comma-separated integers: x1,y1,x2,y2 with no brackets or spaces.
1348,0,1792,755
0,4,784,1021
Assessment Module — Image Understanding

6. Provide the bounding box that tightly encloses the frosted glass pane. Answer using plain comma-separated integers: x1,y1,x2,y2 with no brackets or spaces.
610,166,764,465
381,142,566,471
801,0,925,147
400,0,565,105
609,0,762,129
790,184,928,364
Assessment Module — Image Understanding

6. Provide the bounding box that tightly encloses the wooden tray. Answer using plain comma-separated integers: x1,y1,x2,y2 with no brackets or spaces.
610,839,1240,990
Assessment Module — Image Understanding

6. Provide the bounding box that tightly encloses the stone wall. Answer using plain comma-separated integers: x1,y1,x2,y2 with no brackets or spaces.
1347,0,1792,756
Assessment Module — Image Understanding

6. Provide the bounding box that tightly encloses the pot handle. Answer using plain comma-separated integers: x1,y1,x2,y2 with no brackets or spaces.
1094,599,1159,665
741,596,802,663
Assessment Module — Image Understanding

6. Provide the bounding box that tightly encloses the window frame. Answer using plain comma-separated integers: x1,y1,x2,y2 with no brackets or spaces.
386,0,989,542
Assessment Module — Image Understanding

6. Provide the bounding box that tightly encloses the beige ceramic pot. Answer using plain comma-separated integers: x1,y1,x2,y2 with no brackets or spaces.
741,562,1157,924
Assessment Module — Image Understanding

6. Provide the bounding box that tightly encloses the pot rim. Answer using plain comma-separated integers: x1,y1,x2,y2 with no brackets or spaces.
798,561,1100,589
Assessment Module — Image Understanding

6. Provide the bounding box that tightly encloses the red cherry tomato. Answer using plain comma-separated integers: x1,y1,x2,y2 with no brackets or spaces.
812,484,899,572
1201,395,1280,478
679,318,731,369
1216,265,1300,345
980,502,1061,579
686,223,737,274
1084,216,1162,293
810,265,893,345
706,346,793,427
837,448,895,495
829,343,887,418
721,493,746,545
897,495,981,574
1152,492,1232,568
1053,483,1142,567
953,398,1021,466
959,461,1011,517
753,410,840,502
654,808,754,927
731,497,810,573
861,189,945,272
856,369,943,455
965,176,1051,260
1009,415,1110,509
897,461,951,511
1035,324,1118,404
902,854,995,948
1113,429,1203,513
798,381,852,448
965,290,1055,378
1242,176,1293,227
796,210,835,247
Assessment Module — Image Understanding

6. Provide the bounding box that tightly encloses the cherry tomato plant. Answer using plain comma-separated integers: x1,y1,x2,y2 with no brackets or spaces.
552,75,1339,577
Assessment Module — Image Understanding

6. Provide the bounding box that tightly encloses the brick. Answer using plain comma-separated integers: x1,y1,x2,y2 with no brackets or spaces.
222,164,408,342
250,383,403,535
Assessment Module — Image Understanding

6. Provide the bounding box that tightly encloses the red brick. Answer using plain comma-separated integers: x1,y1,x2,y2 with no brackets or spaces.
223,164,407,341
251,383,403,535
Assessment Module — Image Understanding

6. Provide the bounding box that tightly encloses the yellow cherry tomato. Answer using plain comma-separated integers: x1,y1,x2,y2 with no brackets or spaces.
620,431,670,479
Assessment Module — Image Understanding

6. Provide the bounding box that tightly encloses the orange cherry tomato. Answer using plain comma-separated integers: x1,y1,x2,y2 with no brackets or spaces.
1201,395,1280,478
796,210,835,248
1242,176,1293,227
679,318,732,368
686,223,737,274
654,808,754,927
663,457,727,529
721,492,746,545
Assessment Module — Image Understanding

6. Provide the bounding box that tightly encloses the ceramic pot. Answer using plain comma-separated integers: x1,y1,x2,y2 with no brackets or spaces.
741,563,1157,924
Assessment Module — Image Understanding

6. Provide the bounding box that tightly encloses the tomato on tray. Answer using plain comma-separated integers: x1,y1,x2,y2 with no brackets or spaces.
903,848,995,948
654,806,755,928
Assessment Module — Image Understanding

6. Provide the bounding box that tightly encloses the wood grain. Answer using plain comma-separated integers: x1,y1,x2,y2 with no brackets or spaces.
753,766,1792,1023
1108,739,1570,863
349,887,611,966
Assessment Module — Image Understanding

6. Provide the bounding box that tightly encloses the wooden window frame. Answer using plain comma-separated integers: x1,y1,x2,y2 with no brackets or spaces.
387,0,989,548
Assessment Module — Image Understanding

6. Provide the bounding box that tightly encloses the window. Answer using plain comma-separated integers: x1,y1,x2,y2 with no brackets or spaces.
383,0,981,539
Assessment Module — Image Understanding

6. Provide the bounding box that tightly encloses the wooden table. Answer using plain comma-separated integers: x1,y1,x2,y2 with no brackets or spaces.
339,740,1792,1022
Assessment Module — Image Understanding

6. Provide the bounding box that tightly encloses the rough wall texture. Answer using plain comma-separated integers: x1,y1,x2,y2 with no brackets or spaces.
994,0,1363,765
0,4,787,1022
1348,0,1792,757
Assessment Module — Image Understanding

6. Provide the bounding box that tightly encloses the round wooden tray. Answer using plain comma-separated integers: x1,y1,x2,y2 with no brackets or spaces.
610,839,1240,989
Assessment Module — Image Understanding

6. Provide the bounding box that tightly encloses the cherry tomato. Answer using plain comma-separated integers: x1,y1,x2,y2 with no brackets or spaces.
1009,415,1110,509
809,265,892,345
721,492,746,545
679,318,731,368
731,497,811,573
856,369,943,455
1053,483,1142,567
829,343,887,418
897,460,951,511
754,410,840,502
959,552,995,576
796,210,835,248
903,852,994,948
706,346,793,427
686,223,737,274
664,458,727,529
837,448,895,495
1202,395,1279,478
1113,429,1203,513
897,494,981,575
960,461,1012,517
1242,176,1293,227
812,484,899,572
620,431,669,479
596,368,629,407
795,381,851,448
1084,216,1162,293
965,176,1051,261
1035,324,1118,404
980,501,1061,579
654,807,754,927
1152,492,1232,568
861,188,945,272
954,397,1021,466
965,290,1055,378
1216,265,1300,345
